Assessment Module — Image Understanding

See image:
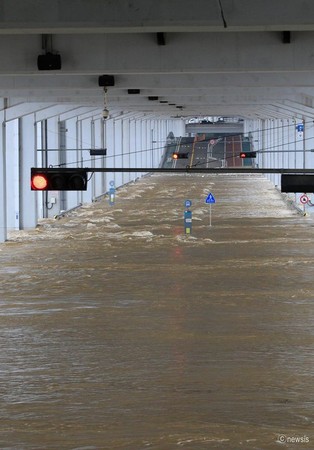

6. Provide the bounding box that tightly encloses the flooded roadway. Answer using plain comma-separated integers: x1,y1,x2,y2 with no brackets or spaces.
1,173,314,450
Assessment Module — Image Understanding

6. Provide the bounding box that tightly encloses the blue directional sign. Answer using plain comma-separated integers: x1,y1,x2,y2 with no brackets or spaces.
205,193,216,204
185,199,192,208
296,123,304,133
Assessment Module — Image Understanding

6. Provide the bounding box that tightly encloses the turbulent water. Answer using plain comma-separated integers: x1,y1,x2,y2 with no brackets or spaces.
1,173,314,450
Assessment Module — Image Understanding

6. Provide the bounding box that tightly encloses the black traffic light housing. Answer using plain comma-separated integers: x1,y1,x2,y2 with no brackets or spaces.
172,152,189,159
281,174,314,193
31,168,88,191
240,151,257,158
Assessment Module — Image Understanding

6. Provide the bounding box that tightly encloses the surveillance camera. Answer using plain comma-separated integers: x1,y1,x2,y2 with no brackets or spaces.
102,108,109,119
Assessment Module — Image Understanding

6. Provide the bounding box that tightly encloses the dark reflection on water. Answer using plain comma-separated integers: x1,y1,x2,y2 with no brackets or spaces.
1,174,314,449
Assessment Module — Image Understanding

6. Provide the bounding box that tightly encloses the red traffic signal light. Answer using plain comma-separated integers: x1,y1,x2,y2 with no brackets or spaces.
172,152,189,159
31,173,49,190
31,168,88,191
240,151,257,158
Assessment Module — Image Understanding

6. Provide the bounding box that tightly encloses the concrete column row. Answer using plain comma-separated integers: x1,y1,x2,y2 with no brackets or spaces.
246,116,314,187
0,111,184,242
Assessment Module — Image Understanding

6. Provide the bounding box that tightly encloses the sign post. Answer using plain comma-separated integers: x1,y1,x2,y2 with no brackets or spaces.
205,193,216,227
109,180,115,206
300,194,309,215
184,199,192,234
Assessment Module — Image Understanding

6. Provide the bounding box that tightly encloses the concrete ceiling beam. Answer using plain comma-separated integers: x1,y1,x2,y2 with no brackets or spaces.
0,0,313,33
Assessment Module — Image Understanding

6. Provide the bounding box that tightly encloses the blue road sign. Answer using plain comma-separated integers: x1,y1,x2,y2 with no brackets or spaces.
296,124,304,133
185,199,192,208
184,209,192,234
205,193,216,204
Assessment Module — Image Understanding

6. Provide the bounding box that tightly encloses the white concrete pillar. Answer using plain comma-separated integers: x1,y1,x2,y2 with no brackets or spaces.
149,119,155,168
0,112,7,242
129,119,136,182
256,119,265,168
287,119,296,170
171,118,185,138
122,118,131,185
153,119,158,165
105,118,115,189
262,119,268,167
158,120,166,164
155,120,161,167
114,118,123,187
274,119,281,186
269,120,275,183
80,118,92,204
61,117,81,212
93,118,106,198
304,117,314,170
33,120,48,219
18,114,38,230
282,119,290,169
43,117,61,217
142,119,147,170
247,119,261,167
5,119,19,230
294,117,304,169
100,118,107,193
135,119,142,180
280,119,285,169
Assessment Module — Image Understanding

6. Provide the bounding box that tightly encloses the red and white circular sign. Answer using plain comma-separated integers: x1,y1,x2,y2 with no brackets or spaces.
300,194,309,204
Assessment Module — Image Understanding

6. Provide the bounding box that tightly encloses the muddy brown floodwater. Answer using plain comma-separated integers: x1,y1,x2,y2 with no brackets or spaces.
0,173,314,450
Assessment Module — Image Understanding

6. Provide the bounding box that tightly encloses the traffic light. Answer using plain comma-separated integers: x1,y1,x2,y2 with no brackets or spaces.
240,151,257,158
172,152,189,159
281,174,314,193
31,168,88,191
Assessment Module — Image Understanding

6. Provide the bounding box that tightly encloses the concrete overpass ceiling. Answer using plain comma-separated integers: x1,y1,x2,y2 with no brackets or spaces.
1,0,314,33
0,0,314,119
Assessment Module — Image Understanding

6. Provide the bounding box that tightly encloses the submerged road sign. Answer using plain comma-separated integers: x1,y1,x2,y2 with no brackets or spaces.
205,193,216,204
184,200,192,234
184,209,192,234
205,192,215,227
300,194,309,204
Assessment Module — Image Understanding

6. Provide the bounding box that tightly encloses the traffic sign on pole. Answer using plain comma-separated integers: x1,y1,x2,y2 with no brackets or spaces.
300,194,309,204
205,192,216,226
184,200,192,234
205,193,216,204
